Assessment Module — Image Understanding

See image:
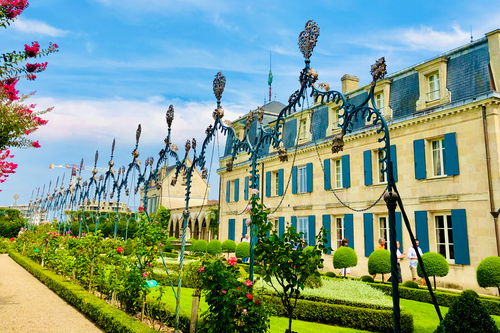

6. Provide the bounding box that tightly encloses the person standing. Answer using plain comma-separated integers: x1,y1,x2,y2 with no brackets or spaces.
408,239,423,283
339,238,351,276
396,241,405,283
376,238,386,250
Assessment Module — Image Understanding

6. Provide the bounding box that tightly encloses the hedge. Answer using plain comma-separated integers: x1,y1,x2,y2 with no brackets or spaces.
368,282,500,316
265,295,413,333
9,251,157,333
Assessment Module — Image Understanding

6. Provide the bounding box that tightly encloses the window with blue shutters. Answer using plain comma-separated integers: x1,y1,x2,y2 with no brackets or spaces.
323,159,331,190
277,169,284,196
225,180,231,202
415,211,429,252
363,150,373,186
322,215,332,254
278,217,285,238
306,162,313,192
244,176,249,200
344,214,354,249
341,155,350,188
228,219,235,241
233,179,239,202
414,132,459,180
363,213,374,256
265,171,272,197
308,215,316,246
413,139,427,179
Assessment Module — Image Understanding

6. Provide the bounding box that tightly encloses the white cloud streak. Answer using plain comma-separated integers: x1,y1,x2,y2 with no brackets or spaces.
11,18,68,37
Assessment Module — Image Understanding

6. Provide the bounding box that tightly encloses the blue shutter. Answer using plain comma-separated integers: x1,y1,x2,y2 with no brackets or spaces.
306,163,313,193
308,215,316,246
265,171,271,197
395,212,403,248
324,159,331,190
242,218,247,238
244,176,249,200
228,219,235,241
415,211,429,253
234,178,239,202
322,215,332,254
341,155,351,188
278,217,285,238
344,214,354,249
278,169,284,196
363,150,372,186
451,209,470,265
444,132,460,176
413,139,426,179
363,213,374,256
390,145,398,182
225,180,231,202
291,216,297,230
292,166,298,194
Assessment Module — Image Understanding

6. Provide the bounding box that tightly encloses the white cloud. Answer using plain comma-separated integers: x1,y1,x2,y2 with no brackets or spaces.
30,96,252,146
11,18,68,37
400,25,469,51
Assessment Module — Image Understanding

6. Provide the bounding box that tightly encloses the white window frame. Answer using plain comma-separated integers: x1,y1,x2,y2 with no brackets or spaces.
377,150,387,184
335,216,344,249
374,92,384,112
298,118,307,141
333,159,343,189
273,171,280,196
435,213,455,263
298,165,307,194
378,215,389,250
298,216,309,241
431,138,445,177
427,73,441,101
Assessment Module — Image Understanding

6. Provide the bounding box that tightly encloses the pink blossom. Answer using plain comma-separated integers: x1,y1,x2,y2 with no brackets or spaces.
31,141,41,148
142,272,148,277
138,206,144,211
198,266,205,273
221,290,227,294
24,41,40,57
250,188,259,195
244,280,253,287
228,257,237,266
245,218,251,226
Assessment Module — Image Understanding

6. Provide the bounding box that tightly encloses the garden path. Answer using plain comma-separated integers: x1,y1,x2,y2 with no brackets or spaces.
0,254,102,333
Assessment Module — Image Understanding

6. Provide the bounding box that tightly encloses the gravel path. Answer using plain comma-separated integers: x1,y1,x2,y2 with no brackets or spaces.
0,254,103,333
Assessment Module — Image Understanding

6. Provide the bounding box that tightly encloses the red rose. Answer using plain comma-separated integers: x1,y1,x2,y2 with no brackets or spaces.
228,257,237,266
198,266,205,273
138,206,144,211
221,290,227,294
24,41,40,57
116,246,124,254
31,141,41,148
245,294,253,300
9,237,15,242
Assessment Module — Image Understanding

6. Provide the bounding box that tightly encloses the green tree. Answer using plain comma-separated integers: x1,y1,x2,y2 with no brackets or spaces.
368,249,391,281
221,239,236,258
476,256,500,294
417,252,449,290
235,242,250,259
333,246,358,277
155,206,170,229
0,208,25,237
207,206,219,238
206,239,222,255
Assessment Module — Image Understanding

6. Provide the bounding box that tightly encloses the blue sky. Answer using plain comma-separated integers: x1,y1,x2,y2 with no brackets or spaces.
1,0,499,206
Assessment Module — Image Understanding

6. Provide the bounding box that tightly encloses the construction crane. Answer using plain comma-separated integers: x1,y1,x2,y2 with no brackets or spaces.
49,163,109,185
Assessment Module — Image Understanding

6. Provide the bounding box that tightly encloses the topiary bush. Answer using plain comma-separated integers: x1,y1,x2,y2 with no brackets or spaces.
235,242,250,259
417,252,449,290
206,239,222,255
333,247,358,276
435,290,498,333
304,274,323,289
368,250,391,281
191,239,208,254
477,256,500,294
163,237,177,252
325,271,336,278
402,280,419,289
221,240,236,257
361,275,375,283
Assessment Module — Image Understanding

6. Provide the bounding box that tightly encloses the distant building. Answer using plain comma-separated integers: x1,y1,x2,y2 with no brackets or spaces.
8,203,46,225
218,30,500,292
77,200,131,213
168,200,219,241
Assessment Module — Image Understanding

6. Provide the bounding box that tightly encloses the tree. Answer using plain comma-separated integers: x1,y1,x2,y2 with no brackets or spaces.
435,290,498,333
476,256,500,295
207,206,219,238
333,246,358,277
235,242,250,259
0,149,17,188
417,252,449,290
206,239,222,255
154,206,170,230
0,207,25,237
251,192,328,333
368,249,391,281
191,239,208,255
221,239,236,258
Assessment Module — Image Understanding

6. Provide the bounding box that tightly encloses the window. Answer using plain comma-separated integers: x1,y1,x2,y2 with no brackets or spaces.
374,92,384,112
298,217,309,241
378,150,387,183
431,139,444,177
332,107,339,128
378,216,389,249
435,214,454,261
298,118,307,140
333,159,342,189
427,73,440,101
273,171,279,196
298,166,307,193
335,216,344,249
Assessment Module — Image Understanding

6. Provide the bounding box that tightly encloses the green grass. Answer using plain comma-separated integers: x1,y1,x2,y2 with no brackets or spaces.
400,298,500,332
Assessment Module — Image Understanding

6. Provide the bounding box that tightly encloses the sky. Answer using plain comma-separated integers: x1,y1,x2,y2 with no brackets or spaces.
1,0,499,207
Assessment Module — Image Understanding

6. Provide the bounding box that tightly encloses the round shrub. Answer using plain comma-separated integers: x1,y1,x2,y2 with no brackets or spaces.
476,256,500,289
402,280,419,289
235,242,250,259
221,240,236,253
417,252,449,289
360,275,374,283
305,274,323,289
206,240,222,255
333,247,358,270
368,249,391,275
191,240,208,254
435,290,498,333
163,237,177,252
325,271,336,278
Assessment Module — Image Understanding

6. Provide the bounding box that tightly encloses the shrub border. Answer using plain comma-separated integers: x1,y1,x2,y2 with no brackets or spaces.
9,251,157,333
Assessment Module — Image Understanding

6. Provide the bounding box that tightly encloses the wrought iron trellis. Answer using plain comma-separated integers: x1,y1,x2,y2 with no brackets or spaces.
26,19,445,333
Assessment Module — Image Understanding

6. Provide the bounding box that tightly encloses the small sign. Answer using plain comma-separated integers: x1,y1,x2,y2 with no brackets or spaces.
144,280,158,288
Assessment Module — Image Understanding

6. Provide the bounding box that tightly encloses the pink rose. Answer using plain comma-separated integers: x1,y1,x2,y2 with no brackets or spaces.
198,266,205,273
228,257,237,266
142,272,148,277
221,290,227,294
245,293,253,300
244,280,253,287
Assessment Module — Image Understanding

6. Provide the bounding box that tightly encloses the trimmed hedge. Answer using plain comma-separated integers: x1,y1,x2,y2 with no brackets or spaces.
402,280,419,289
9,251,156,333
333,247,358,270
477,256,500,289
368,250,391,275
265,295,413,333
368,282,500,316
191,240,208,254
235,242,250,259
206,240,222,255
221,240,236,253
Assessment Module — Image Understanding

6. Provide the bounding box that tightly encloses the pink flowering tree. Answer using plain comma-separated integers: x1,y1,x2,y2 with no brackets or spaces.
0,0,59,188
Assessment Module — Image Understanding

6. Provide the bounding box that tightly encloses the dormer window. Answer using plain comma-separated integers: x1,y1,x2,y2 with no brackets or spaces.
374,92,384,112
415,57,451,111
298,118,307,140
427,73,440,101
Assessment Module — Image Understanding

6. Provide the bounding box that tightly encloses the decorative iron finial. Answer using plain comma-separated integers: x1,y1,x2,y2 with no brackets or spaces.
166,105,174,128
135,124,142,145
213,72,226,103
192,138,197,151
226,158,234,172
94,150,99,166
171,176,177,186
370,57,387,84
256,106,264,123
278,144,288,162
298,20,320,60
331,133,345,154
245,111,255,131
185,140,191,152
170,143,178,152
202,168,208,179
206,124,213,136
111,138,116,157
99,174,104,181
79,158,84,175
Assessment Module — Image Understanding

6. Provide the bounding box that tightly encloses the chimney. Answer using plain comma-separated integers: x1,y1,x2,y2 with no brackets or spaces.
341,74,360,94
